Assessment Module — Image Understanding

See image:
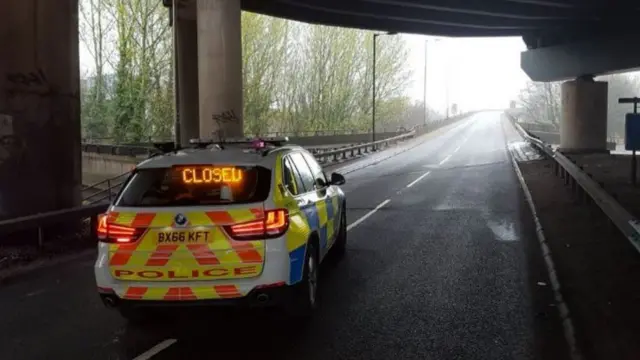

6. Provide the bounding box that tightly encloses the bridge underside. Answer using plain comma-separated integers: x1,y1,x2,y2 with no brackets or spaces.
2,0,640,219
238,0,640,82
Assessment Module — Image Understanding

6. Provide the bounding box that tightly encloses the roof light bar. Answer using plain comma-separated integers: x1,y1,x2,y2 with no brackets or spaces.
188,136,290,147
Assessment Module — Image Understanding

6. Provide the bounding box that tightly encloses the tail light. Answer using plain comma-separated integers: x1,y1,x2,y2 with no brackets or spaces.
97,214,145,243
224,209,289,240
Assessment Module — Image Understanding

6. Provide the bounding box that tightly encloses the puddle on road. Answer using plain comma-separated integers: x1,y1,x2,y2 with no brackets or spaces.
487,219,518,242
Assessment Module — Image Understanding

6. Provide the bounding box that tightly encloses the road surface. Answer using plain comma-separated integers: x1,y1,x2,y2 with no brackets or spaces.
0,112,565,360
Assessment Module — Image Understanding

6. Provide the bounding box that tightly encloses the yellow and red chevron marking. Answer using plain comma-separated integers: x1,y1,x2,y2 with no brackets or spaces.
145,244,179,266
122,285,243,300
106,209,266,280
107,209,264,228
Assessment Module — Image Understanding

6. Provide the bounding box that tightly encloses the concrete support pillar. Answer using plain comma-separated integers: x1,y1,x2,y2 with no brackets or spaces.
560,77,608,153
196,0,243,139
0,0,81,220
176,9,199,145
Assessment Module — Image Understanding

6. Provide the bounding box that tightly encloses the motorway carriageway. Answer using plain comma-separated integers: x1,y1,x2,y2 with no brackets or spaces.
0,112,566,360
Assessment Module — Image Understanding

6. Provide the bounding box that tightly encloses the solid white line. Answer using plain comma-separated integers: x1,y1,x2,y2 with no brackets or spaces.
132,339,178,360
439,154,452,165
405,171,431,188
346,199,390,232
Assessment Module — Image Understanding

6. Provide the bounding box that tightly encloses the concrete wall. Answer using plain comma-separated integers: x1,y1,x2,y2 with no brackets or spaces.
81,113,478,185
81,132,404,156
82,152,139,181
81,133,402,184
0,0,82,219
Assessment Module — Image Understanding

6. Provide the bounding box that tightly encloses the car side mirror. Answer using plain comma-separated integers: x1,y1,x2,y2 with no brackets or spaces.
330,172,346,186
315,177,328,189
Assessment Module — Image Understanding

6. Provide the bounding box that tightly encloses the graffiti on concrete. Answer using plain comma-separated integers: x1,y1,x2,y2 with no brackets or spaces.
3,67,73,130
4,68,51,101
0,114,25,165
0,114,24,218
212,109,239,124
6,69,48,88
0,114,14,165
211,109,241,142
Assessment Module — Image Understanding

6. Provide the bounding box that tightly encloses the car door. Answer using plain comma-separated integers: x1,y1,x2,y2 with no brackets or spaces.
290,152,336,260
305,152,342,252
300,152,341,249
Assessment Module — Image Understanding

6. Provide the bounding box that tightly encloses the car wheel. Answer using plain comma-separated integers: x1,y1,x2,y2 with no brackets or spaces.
333,206,347,258
288,240,319,318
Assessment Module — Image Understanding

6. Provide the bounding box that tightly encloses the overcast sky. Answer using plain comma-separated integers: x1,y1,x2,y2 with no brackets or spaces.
401,35,530,113
79,31,531,114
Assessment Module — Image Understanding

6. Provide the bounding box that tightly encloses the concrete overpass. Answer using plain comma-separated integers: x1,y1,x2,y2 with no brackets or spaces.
2,0,640,219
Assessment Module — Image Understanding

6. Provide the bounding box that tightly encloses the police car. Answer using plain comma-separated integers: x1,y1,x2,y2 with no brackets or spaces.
94,137,347,322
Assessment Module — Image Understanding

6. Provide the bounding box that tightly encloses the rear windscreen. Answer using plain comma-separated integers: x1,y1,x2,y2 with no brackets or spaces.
114,165,271,207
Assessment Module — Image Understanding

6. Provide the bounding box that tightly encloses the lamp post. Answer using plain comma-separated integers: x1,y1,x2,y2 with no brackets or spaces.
423,38,441,126
423,39,428,126
170,0,181,148
372,31,397,148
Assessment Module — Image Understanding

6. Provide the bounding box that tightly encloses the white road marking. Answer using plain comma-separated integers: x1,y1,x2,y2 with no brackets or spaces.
25,289,46,298
439,154,452,165
347,199,391,232
132,339,178,360
453,145,461,153
405,171,431,188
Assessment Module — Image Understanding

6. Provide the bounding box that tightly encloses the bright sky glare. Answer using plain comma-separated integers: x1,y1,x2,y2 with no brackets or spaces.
401,35,530,113
79,30,532,114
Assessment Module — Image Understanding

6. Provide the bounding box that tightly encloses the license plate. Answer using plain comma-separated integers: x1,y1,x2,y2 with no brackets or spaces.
156,231,211,244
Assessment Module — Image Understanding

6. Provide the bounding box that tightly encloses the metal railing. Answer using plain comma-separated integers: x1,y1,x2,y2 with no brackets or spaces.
1,112,474,246
508,113,640,255
81,129,395,144
81,137,402,157
0,204,107,246
82,172,130,205
313,130,417,163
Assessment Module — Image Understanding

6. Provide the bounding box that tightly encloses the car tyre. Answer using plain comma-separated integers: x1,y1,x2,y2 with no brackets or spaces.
333,206,347,258
288,240,319,319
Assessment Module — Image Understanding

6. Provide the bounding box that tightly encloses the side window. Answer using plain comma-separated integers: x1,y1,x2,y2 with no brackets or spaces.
283,157,305,196
290,152,316,192
301,152,327,186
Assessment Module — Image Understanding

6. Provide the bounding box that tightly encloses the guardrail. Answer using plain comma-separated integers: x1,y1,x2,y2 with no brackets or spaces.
82,172,129,205
0,204,107,246
313,129,417,163
2,112,474,247
79,132,414,203
508,114,640,254
81,142,369,158
81,129,407,144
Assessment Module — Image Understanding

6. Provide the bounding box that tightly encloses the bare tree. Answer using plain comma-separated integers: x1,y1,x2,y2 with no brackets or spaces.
79,0,118,138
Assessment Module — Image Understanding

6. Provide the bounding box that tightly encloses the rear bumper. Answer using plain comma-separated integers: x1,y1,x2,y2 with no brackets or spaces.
99,283,294,309
94,238,302,304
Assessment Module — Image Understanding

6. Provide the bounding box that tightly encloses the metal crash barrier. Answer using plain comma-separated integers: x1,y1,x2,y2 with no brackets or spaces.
508,114,640,254
1,113,475,245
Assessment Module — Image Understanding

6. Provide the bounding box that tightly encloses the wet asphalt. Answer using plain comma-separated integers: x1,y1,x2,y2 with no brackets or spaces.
0,112,566,360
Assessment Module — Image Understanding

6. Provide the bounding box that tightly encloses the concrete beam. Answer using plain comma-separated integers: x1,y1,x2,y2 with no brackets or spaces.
0,0,81,220
559,78,609,153
197,0,243,139
521,34,640,82
176,10,199,145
